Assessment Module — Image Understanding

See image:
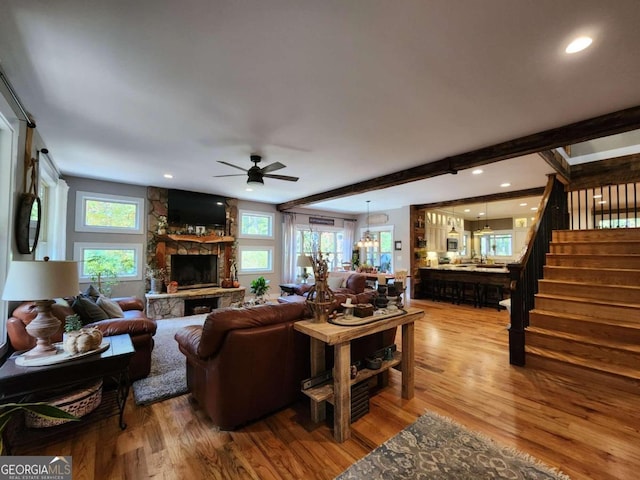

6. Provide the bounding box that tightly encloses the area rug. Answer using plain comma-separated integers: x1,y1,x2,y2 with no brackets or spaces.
336,411,570,480
132,314,206,405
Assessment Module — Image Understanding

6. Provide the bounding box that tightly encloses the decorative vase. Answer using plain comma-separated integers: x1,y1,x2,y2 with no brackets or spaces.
150,277,162,294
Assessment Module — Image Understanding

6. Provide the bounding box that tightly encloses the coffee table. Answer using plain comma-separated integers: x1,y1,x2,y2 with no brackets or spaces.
294,307,424,442
0,334,135,450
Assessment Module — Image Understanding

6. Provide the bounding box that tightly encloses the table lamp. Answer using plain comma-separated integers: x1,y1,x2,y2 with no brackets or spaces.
297,255,313,283
2,258,79,358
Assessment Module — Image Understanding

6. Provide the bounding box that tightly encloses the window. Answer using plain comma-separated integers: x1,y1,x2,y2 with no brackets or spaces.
239,210,274,239
296,227,345,270
480,233,513,257
73,242,143,281
238,245,274,273
359,226,394,272
75,191,144,234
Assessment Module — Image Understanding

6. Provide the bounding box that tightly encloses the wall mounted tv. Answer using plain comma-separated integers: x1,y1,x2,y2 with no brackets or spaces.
167,189,227,226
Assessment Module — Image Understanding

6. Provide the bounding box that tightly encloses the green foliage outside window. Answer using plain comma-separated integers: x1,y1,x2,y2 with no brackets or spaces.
85,199,137,228
83,249,135,296
241,213,272,236
240,250,271,271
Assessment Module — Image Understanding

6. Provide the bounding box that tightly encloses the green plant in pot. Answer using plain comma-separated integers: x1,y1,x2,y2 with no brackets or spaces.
250,276,270,303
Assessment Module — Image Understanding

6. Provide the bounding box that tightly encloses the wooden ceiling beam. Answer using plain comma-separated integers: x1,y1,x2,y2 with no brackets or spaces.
412,186,546,211
277,105,640,211
567,153,640,191
539,150,571,184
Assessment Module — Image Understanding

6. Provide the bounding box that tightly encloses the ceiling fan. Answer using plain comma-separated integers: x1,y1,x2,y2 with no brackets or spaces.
214,154,299,186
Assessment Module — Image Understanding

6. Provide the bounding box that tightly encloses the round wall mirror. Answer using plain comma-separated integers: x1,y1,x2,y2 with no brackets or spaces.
16,193,41,254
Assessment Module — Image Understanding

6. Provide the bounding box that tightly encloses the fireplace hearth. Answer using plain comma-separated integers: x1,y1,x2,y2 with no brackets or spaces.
171,254,218,289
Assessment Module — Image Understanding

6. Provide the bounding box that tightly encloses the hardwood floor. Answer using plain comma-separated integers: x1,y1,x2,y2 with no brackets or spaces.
17,299,640,479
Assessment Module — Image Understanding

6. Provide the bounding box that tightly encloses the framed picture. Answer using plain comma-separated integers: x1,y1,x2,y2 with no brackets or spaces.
515,217,528,228
195,225,206,235
394,240,402,251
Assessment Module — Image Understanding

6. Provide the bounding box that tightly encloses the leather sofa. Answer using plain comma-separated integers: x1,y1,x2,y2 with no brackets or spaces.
278,272,377,307
7,297,157,380
175,301,396,430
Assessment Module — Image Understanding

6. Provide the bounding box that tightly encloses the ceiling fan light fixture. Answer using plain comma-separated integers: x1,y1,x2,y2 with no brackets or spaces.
246,169,264,186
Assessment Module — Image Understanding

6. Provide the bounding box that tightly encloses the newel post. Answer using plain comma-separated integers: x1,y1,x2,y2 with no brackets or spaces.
507,264,525,366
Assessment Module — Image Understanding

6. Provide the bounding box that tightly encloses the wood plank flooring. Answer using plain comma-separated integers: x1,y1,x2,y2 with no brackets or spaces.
16,299,640,479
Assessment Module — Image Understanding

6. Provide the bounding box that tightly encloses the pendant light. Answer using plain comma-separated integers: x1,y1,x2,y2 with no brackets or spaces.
357,200,379,248
480,202,493,235
448,207,459,237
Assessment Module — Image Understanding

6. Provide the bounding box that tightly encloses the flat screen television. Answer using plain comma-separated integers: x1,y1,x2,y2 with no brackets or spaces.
167,189,227,226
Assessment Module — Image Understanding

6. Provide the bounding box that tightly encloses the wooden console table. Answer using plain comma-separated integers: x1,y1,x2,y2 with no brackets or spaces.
294,307,424,442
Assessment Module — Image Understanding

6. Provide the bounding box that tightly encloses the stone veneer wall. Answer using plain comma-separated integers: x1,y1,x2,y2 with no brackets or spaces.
146,187,238,290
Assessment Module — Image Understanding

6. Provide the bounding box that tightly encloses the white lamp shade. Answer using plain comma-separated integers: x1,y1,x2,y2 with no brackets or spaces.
2,260,79,301
297,255,313,267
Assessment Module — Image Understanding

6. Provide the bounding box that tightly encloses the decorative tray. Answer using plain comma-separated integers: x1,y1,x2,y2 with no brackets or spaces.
15,341,111,367
329,309,407,327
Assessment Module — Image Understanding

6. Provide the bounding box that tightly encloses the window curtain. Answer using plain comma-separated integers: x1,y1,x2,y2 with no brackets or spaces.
342,219,356,266
282,212,297,283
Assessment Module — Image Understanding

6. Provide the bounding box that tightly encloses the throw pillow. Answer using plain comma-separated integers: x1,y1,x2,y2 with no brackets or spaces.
83,285,101,301
72,296,110,325
328,275,344,290
96,295,125,318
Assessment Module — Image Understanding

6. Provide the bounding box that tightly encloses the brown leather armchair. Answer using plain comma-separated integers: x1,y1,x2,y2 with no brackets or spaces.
175,302,397,430
7,297,157,380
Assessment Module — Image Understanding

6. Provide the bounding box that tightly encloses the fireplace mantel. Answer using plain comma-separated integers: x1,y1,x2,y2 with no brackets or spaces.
160,234,234,244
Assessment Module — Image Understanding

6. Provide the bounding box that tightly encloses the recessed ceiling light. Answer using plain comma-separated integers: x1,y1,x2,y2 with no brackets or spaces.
245,187,254,192
593,194,602,199
531,207,538,211
500,182,511,188
163,173,173,179
479,212,485,216
519,203,527,207
464,209,470,213
472,169,483,175
565,36,593,54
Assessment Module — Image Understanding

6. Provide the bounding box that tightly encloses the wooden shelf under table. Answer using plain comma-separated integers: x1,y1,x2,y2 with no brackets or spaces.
302,351,402,404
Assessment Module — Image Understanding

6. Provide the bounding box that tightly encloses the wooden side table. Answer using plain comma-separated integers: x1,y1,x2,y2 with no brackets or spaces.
294,307,424,442
0,334,135,451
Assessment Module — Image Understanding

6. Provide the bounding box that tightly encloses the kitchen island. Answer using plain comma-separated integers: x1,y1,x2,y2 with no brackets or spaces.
418,265,510,309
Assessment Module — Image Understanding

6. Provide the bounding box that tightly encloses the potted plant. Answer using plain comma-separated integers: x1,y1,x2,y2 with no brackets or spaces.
145,259,166,294
250,276,270,303
156,215,168,235
64,314,82,333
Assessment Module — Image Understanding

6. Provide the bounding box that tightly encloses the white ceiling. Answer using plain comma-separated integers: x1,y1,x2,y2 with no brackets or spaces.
1,1,639,215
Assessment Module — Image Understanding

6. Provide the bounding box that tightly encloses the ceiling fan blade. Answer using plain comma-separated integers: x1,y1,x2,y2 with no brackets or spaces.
213,174,245,178
264,173,299,182
217,160,247,172
260,161,286,174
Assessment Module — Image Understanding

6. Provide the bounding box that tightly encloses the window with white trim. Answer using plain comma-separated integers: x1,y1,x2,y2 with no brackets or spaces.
296,227,345,270
239,210,274,239
480,232,513,257
75,191,144,234
73,242,144,282
238,245,274,273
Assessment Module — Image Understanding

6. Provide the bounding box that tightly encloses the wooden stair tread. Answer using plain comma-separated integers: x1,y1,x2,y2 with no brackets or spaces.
526,346,640,381
535,292,640,310
544,265,640,273
530,309,640,330
538,279,640,292
527,326,640,353
546,253,640,258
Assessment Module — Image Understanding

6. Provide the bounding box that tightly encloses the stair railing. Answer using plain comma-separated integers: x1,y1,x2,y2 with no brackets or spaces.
569,182,639,230
507,175,568,365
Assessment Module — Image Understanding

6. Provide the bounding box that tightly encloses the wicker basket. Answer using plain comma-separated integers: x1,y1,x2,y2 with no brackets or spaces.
25,379,103,428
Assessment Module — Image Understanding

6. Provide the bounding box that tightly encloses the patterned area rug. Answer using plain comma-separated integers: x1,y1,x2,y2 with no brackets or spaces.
132,314,207,405
336,411,570,480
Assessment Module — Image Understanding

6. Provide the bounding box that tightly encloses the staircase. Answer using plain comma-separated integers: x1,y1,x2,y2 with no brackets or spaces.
525,228,640,392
